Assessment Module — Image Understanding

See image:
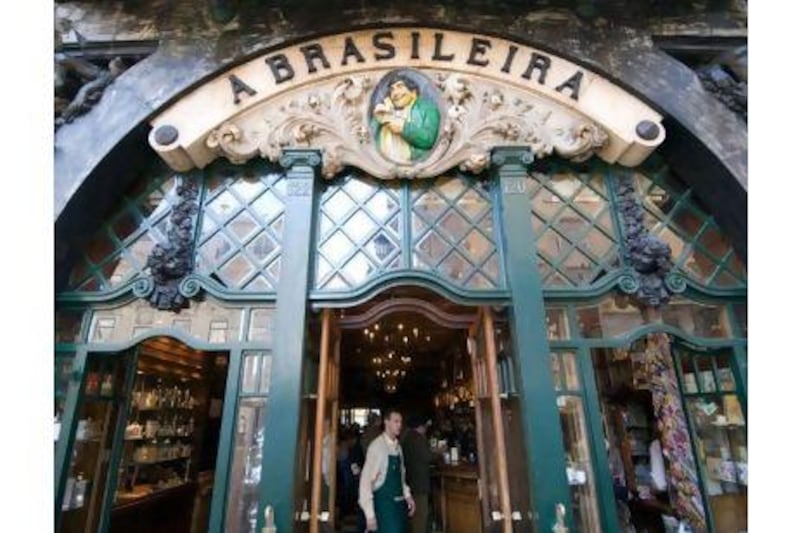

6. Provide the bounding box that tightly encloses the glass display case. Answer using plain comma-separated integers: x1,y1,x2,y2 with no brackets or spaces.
676,347,747,532
59,353,132,533
113,368,202,506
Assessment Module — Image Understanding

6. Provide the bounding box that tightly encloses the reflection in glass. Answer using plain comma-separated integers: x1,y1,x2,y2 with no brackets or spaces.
56,309,85,343
576,296,644,338
248,308,275,343
226,398,268,533
557,395,601,533
685,395,747,532
546,307,570,340
662,300,732,338
89,299,244,344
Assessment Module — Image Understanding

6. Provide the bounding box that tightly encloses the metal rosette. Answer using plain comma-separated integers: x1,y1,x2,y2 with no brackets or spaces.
617,270,640,295
178,274,204,299
664,272,687,294
132,276,155,299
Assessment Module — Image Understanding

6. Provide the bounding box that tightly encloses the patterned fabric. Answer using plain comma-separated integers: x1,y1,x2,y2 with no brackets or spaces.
643,333,707,531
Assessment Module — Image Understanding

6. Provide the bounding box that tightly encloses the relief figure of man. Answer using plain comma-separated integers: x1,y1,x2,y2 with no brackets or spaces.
372,74,440,164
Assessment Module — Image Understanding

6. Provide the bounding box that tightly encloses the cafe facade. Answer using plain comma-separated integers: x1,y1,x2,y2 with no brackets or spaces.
54,4,747,533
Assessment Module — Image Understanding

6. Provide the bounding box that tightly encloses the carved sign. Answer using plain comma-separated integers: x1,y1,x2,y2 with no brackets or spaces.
149,29,665,178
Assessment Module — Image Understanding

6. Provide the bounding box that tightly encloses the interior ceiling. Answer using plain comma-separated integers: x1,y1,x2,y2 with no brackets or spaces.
136,336,224,381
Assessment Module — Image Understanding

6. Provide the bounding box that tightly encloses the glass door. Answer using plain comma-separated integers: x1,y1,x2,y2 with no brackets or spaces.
301,308,341,533
57,349,137,533
468,307,513,533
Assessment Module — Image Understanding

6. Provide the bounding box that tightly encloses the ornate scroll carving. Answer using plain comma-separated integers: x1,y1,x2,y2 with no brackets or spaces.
204,69,608,179
615,173,683,307
142,178,199,311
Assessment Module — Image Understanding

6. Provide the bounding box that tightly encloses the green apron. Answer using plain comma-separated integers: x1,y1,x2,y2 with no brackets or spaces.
373,454,406,533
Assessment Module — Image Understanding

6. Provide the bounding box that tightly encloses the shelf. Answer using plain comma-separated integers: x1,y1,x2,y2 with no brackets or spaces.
125,434,194,441
132,405,195,412
132,456,191,466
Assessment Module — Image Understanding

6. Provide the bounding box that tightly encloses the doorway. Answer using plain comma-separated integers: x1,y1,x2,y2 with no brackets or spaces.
295,287,533,533
57,336,230,533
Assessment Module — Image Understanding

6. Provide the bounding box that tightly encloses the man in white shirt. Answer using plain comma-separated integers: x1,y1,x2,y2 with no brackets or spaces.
358,409,416,532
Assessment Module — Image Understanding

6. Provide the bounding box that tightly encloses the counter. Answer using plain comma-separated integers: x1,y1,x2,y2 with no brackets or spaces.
431,464,483,533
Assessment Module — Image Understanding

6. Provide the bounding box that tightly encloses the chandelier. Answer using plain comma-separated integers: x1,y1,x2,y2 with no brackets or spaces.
363,321,431,394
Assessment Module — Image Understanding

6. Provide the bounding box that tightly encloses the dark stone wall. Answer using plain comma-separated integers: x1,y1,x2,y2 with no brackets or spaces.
54,1,748,280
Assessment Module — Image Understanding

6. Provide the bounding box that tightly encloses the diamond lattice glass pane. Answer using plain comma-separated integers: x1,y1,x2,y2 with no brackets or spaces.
366,232,399,265
229,211,259,242
199,233,235,268
77,275,103,292
531,186,562,219
581,229,614,262
573,186,606,218
670,203,704,238
460,230,492,263
412,252,433,271
466,272,493,289
439,211,471,243
556,210,591,241
480,253,500,283
546,271,572,287
698,225,730,261
412,213,427,234
267,257,281,281
477,213,493,235
322,274,349,290
536,257,553,279
320,231,356,266
69,258,91,288
271,175,287,197
365,191,399,222
644,185,675,220
319,213,334,237
457,189,489,221
656,226,685,262
153,217,171,244
531,214,545,236
538,229,565,261
594,210,614,233
207,190,240,223
251,190,283,222
439,251,471,283
85,232,116,265
200,214,219,239
388,256,402,270
231,176,266,202
727,254,746,280
416,231,449,266
343,177,376,202
246,233,278,264
560,249,595,285
316,256,333,285
324,189,357,220
269,214,285,239
387,215,401,236
341,252,375,285
549,172,582,201
244,275,273,292
682,247,716,283
102,255,136,287
710,269,739,288
111,210,141,242
436,176,466,201
139,181,175,219
342,210,378,244
126,233,156,272
219,254,256,287
413,191,448,225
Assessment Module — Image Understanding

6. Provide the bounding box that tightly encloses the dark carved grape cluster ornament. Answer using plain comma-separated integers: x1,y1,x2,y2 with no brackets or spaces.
616,174,680,308
143,178,199,311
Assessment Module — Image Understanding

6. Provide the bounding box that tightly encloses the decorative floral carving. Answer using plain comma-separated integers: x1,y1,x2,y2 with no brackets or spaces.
615,173,681,307
204,69,609,179
143,177,199,311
